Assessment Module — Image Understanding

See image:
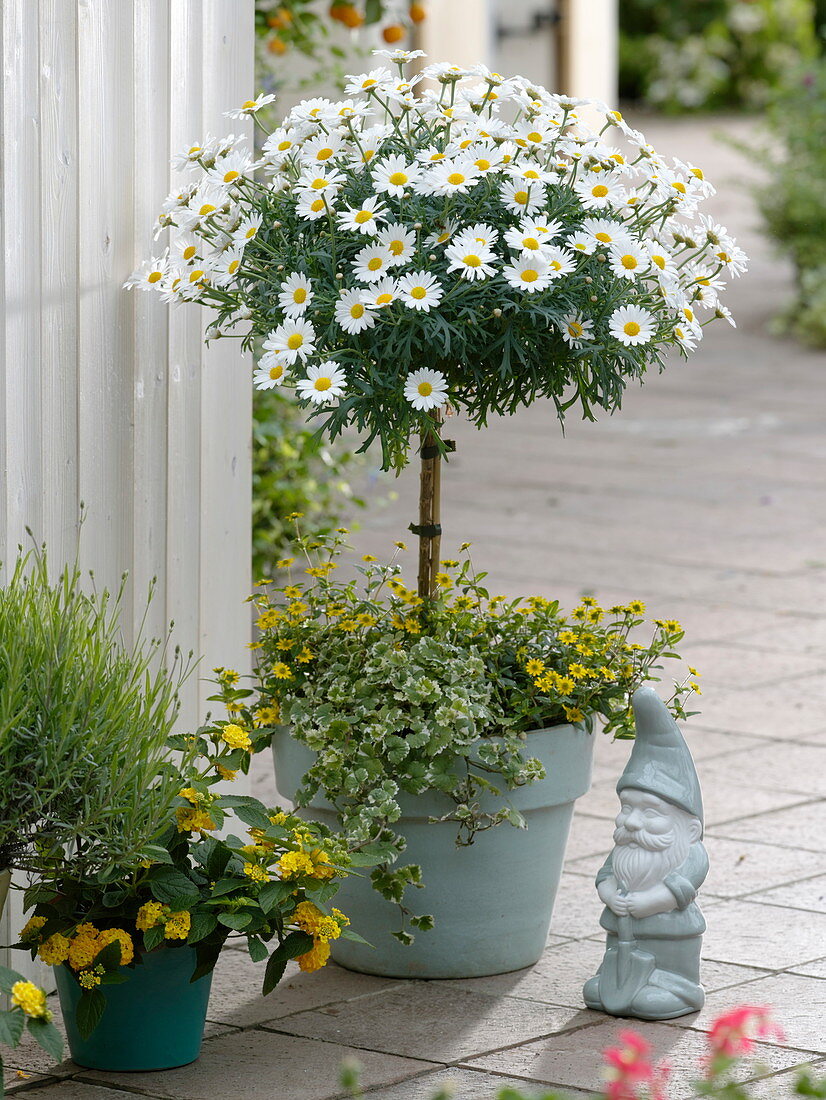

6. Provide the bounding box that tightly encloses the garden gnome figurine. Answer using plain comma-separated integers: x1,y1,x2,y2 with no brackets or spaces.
583,685,708,1020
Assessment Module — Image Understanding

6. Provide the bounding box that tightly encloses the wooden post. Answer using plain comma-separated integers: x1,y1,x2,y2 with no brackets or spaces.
416,419,443,601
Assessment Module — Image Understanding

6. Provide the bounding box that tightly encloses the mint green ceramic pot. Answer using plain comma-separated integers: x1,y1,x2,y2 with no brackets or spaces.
55,945,212,1071
272,723,595,978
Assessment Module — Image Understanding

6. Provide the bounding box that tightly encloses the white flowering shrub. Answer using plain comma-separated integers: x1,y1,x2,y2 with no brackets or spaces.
131,49,746,470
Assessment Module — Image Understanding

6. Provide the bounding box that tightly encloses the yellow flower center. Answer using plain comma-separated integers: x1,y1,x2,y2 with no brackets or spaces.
223,169,239,182
411,286,427,299
287,334,304,349
277,140,292,151
269,365,284,380
354,210,374,224
475,158,491,171
550,260,562,270
188,145,202,155
716,250,731,263
388,240,404,255
148,270,163,283
522,236,540,250
350,303,365,318
514,190,529,205
527,131,543,142
242,100,257,109
311,178,328,190
388,171,408,186
447,172,466,186
653,255,666,269
623,321,641,336
591,184,609,197
376,292,393,305
672,181,687,194
568,322,583,337
183,244,197,259
362,149,375,162
523,169,540,180
362,78,377,88
691,167,704,179
684,307,694,321
293,287,307,303
311,198,324,212
198,203,216,215
317,148,334,160
417,382,433,396
620,254,638,270
367,257,383,271
463,254,481,267
189,269,204,283
313,377,332,391
520,268,538,282
228,259,240,273
595,231,612,243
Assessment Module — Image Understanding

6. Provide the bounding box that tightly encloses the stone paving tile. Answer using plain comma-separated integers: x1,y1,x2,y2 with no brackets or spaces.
676,643,825,693
696,680,826,739
563,812,612,864
679,727,768,762
700,900,826,971
565,833,826,902
682,972,826,1054
82,1030,431,1100
747,873,826,913
707,800,826,851
207,944,399,1027
358,1066,591,1099
3,1070,53,1095
268,983,600,1063
465,1020,809,1099
790,957,826,979
8,1085,141,1100
706,744,826,797
573,775,808,827
745,1061,826,1099
545,872,605,940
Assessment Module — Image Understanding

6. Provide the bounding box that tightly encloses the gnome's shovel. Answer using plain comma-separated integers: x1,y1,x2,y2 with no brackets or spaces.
600,909,656,1016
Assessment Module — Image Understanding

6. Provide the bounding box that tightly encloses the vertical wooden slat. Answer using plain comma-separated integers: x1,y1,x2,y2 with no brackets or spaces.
132,0,171,642
40,0,79,563
198,0,253,716
1,0,43,553
76,0,135,605
167,0,205,723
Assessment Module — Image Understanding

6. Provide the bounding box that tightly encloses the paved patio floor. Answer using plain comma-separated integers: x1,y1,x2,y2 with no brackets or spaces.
6,116,825,1098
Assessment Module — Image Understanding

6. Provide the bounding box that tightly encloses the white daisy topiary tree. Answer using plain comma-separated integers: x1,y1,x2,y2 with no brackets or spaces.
130,49,746,599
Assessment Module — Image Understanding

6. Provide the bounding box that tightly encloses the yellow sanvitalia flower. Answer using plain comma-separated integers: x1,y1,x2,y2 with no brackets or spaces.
11,980,50,1019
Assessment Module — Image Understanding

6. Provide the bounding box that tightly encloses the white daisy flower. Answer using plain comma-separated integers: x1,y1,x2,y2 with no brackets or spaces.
377,223,416,266
573,176,624,211
445,239,497,281
225,92,276,119
296,167,345,196
297,361,347,405
609,242,649,280
300,132,343,167
714,304,737,327
373,48,427,63
711,242,748,277
296,192,333,221
206,150,253,188
415,146,449,166
646,242,677,281
352,243,395,283
397,272,444,312
231,215,263,249
542,245,576,278
372,155,422,198
124,256,168,292
253,354,290,389
344,68,393,96
337,195,388,236
502,253,554,293
581,217,631,250
455,223,499,249
176,184,228,230
466,143,504,174
560,314,594,348
334,289,377,334
424,218,459,248
672,324,699,352
504,221,558,254
346,124,392,169
278,273,314,317
500,178,547,216
212,247,245,286
507,162,557,186
566,231,596,255
422,160,480,196
609,305,656,346
265,318,316,364
360,277,399,309
290,97,340,125
515,123,556,149
404,368,449,411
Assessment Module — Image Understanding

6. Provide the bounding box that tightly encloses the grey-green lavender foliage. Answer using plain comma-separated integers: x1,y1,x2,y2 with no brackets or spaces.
0,546,194,880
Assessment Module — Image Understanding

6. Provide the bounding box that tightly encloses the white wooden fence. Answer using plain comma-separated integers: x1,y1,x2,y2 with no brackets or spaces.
1,0,254,979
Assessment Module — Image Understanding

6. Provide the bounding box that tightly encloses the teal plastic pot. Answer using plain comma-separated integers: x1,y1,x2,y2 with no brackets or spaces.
272,723,595,978
55,945,212,1071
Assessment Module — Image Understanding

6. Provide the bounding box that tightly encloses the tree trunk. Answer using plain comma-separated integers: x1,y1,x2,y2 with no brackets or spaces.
416,415,443,601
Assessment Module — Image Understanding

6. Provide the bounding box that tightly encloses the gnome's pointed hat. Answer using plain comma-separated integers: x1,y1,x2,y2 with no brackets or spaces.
616,686,704,824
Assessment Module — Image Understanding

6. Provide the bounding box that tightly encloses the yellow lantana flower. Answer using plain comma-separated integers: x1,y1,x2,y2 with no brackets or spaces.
11,981,50,1019
222,723,252,751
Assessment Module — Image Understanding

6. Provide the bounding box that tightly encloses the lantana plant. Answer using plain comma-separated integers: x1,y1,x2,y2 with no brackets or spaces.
130,49,746,597
16,695,365,1039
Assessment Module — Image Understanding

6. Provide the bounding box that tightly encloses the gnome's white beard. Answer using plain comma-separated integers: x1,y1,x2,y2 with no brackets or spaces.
611,820,693,893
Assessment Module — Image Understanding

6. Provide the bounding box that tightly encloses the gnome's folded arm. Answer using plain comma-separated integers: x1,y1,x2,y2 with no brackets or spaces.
596,842,709,922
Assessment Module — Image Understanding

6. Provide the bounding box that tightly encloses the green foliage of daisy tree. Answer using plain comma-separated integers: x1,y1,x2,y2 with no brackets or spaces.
130,48,747,598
